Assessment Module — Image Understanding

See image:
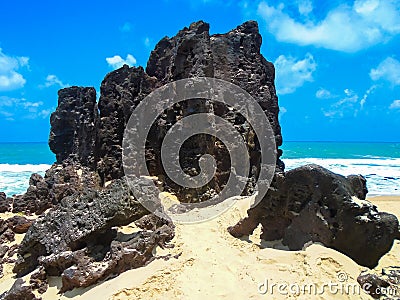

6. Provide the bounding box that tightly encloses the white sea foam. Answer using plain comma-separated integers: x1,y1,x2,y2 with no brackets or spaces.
0,160,399,197
0,164,50,196
0,164,51,173
283,158,400,196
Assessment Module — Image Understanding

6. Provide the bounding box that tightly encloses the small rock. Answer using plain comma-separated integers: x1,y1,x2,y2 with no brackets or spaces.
0,278,39,300
29,267,48,294
7,216,34,234
0,245,9,258
0,192,11,213
357,273,391,299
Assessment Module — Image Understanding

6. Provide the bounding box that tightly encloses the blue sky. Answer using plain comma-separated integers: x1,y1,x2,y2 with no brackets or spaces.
0,0,399,142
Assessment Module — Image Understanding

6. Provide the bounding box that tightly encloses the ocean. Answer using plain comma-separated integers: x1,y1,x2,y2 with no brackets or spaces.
0,143,54,197
282,142,400,196
0,142,399,196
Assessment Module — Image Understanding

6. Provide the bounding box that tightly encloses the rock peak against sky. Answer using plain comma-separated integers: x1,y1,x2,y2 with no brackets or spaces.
0,0,399,142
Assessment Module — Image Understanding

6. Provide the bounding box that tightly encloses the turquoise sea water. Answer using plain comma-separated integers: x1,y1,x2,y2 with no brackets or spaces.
0,142,55,165
282,141,400,159
0,142,399,196
282,141,400,196
0,143,54,196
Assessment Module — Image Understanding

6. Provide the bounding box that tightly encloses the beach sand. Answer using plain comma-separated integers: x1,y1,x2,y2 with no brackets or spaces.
1,195,399,299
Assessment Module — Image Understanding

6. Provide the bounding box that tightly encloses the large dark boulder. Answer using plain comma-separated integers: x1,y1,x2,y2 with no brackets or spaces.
13,179,149,276
228,164,399,268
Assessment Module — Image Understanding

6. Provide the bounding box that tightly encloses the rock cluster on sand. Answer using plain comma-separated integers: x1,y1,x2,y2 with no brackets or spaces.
4,21,283,295
0,20,399,297
0,215,34,279
228,164,399,268
11,178,174,293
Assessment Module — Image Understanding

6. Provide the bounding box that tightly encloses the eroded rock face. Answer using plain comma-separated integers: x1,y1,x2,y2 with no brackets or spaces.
228,164,399,268
11,179,174,293
96,66,157,182
47,20,282,203
13,179,150,276
11,164,101,215
49,87,98,166
143,20,283,201
43,223,174,293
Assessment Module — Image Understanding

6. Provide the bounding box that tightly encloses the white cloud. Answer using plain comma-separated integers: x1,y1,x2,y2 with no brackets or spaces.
120,22,132,33
0,96,49,120
0,110,13,117
274,53,317,95
360,84,377,108
278,106,287,120
144,37,151,48
370,57,400,85
23,101,42,107
389,100,400,109
0,96,22,107
322,86,377,118
38,108,52,118
42,74,69,88
106,54,137,69
316,88,335,99
297,0,313,15
257,0,400,52
0,48,29,91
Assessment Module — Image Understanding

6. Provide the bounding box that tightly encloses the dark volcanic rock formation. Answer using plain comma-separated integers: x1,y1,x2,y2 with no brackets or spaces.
228,164,399,268
144,20,282,200
2,20,399,296
13,179,150,276
41,223,174,293
96,66,157,182
49,87,98,167
48,20,282,202
11,164,100,215
10,176,173,292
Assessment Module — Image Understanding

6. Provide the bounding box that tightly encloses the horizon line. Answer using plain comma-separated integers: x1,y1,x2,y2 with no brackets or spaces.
1,140,400,144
